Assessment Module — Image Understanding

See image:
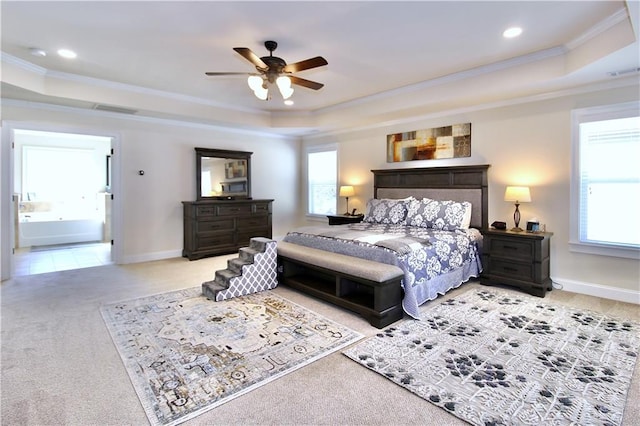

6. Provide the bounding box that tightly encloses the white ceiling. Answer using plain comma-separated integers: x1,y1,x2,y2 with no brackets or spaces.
1,1,639,135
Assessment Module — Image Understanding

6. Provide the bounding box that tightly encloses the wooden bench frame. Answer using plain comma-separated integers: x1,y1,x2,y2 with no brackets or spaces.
276,242,404,328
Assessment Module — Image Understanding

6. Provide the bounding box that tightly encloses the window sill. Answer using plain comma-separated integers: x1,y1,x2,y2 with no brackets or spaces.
569,240,640,260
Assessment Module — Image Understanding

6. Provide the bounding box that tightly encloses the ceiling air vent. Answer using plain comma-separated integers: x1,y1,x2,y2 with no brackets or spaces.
607,67,640,77
93,104,138,114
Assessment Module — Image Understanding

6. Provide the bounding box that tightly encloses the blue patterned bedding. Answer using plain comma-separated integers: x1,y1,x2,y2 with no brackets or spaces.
282,223,483,319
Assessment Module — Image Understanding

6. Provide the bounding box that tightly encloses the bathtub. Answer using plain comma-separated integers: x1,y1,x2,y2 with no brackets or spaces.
19,212,104,247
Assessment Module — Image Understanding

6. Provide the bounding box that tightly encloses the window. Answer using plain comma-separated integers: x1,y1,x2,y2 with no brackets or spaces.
571,102,640,259
307,145,337,216
23,146,96,201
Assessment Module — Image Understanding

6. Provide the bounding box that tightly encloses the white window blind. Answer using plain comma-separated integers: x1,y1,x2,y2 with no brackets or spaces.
571,102,640,258
307,147,337,216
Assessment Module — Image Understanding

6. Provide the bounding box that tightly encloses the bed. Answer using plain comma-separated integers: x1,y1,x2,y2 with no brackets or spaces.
277,165,489,328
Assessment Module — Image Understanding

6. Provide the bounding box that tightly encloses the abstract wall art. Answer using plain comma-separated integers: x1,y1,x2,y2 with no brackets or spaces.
387,123,471,162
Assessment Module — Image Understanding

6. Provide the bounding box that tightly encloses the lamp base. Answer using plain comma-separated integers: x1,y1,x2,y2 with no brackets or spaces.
510,227,524,232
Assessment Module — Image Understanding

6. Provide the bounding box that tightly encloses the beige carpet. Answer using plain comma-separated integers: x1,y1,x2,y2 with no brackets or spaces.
2,255,639,425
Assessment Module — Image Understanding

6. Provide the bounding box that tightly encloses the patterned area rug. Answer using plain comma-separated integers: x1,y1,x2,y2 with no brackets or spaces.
101,288,362,426
344,288,639,425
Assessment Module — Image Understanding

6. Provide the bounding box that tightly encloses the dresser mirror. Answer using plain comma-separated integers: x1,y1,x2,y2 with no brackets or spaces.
195,148,252,200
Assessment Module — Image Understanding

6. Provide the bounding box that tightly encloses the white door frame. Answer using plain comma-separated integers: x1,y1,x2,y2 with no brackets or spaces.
0,122,122,280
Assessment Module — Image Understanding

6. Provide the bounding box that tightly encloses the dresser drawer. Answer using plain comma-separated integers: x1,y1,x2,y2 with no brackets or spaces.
489,258,534,281
488,237,534,261
196,233,235,250
217,204,253,216
196,205,217,217
237,216,268,229
253,203,272,214
196,218,234,233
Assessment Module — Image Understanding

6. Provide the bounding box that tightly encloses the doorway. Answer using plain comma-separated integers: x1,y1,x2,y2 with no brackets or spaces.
12,129,114,276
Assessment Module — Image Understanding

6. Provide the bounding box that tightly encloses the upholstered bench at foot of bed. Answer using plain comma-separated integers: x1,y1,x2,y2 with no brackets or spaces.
276,241,404,328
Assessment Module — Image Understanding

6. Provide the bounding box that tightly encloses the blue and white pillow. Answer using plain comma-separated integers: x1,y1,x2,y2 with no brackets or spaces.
363,198,412,225
406,198,472,230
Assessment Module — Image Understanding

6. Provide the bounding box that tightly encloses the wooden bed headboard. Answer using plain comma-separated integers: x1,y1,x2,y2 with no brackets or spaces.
371,165,490,230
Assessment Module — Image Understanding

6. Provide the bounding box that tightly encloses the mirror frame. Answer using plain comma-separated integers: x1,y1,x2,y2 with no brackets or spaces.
195,148,252,200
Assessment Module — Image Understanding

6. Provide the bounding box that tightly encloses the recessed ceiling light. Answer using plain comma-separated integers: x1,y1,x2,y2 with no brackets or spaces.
284,100,294,106
503,27,523,38
57,49,77,59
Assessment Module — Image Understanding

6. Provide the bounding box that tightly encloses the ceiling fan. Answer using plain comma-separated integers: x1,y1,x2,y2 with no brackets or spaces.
205,40,328,100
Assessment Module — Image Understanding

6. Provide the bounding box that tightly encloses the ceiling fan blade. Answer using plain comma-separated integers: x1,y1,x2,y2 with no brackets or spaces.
205,72,252,76
283,56,328,73
233,47,268,69
289,75,324,90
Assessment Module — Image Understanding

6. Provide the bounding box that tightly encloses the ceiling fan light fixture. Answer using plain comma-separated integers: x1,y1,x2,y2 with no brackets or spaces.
254,86,269,100
276,76,294,99
247,75,264,91
210,41,327,101
280,86,294,100
276,76,291,89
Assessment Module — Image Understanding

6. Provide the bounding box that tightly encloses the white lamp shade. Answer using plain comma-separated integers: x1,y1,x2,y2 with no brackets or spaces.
254,88,268,100
247,75,264,91
280,86,293,99
504,186,531,203
276,76,292,89
276,76,294,99
339,185,355,197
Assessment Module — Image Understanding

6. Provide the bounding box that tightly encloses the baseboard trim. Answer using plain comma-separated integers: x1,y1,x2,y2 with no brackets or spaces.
553,277,640,305
121,249,183,265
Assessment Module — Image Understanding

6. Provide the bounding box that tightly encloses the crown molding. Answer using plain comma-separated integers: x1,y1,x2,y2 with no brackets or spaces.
1,51,268,116
565,7,630,50
1,98,297,140
305,75,640,140
1,52,47,75
45,68,268,115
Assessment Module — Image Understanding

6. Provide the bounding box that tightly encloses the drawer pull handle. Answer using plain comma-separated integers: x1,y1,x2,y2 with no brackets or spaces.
504,245,519,250
504,267,518,272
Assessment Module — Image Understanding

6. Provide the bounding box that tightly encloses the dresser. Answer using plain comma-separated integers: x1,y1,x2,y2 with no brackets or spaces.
182,199,273,260
480,229,553,297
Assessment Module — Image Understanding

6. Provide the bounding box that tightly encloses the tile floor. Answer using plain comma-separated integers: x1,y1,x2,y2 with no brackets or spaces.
13,242,113,276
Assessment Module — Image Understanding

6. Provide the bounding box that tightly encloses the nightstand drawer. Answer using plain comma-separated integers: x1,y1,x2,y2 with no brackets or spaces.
489,259,533,281
489,238,534,260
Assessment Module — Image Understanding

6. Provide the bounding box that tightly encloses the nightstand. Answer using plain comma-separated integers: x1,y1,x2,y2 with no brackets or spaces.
480,229,553,297
326,214,364,225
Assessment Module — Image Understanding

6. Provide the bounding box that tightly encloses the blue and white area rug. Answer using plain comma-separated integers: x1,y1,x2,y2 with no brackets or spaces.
101,288,362,426
344,288,639,425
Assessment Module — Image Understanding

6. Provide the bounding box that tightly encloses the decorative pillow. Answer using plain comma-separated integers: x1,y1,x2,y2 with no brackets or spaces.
363,197,412,225
406,198,472,230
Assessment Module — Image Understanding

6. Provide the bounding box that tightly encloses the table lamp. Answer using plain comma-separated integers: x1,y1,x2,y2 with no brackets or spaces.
504,186,531,231
339,185,355,215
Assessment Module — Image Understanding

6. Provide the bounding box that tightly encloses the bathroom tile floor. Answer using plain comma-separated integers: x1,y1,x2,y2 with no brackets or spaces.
13,242,112,276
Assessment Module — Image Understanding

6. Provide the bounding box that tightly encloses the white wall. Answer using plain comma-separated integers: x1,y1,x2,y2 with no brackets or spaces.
1,104,300,273
301,85,640,302
2,86,638,304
